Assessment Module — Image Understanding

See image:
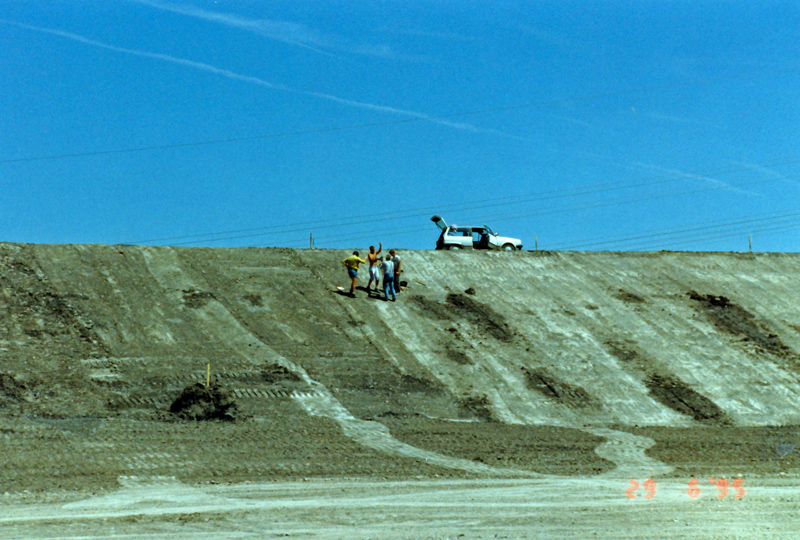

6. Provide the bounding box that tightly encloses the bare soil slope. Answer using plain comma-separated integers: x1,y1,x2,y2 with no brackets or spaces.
1,243,800,502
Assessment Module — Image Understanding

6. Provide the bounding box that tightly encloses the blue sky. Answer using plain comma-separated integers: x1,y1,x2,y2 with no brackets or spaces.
2,1,798,251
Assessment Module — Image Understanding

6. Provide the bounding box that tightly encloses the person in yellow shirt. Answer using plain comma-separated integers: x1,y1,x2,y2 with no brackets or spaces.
342,251,366,297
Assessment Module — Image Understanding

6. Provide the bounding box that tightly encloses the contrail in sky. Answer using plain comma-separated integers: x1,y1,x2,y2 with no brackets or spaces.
3,20,287,90
127,0,398,59
127,0,341,57
736,161,800,187
2,20,497,135
633,162,760,196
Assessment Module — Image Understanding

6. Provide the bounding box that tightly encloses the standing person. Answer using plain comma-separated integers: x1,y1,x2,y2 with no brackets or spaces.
365,243,382,293
341,251,366,297
389,249,402,295
380,255,396,301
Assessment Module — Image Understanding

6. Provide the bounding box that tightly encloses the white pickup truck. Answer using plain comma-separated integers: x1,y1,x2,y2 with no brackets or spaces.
431,215,523,251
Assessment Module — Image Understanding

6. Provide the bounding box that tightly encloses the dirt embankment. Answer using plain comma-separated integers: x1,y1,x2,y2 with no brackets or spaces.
1,243,800,499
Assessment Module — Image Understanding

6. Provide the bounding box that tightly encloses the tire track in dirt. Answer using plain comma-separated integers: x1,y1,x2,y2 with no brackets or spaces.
141,247,540,478
582,428,673,478
293,388,542,477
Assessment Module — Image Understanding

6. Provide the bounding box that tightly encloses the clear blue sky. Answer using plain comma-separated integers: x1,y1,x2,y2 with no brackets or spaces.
2,1,798,251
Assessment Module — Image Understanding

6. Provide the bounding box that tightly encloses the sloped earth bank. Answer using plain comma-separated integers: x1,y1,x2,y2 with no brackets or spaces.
1,244,800,538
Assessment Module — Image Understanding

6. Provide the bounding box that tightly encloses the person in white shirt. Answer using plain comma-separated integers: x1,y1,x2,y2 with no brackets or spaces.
380,256,396,301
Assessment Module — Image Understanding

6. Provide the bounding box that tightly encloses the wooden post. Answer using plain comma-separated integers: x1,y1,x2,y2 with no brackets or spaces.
534,235,538,251
749,235,752,253
310,233,313,249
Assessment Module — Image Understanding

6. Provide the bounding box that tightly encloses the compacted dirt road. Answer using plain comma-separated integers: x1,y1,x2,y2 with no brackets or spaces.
1,476,798,539
1,244,799,538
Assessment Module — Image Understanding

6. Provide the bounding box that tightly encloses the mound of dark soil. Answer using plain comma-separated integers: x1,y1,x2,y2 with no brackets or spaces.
644,373,729,425
410,293,515,342
169,383,238,421
262,364,303,384
446,293,514,342
687,290,795,358
459,394,494,422
523,368,597,409
0,374,26,405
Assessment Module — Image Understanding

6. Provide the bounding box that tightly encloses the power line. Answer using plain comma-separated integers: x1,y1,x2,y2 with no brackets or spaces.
628,221,800,252
3,67,799,165
265,210,800,252
167,167,799,248
552,211,800,251
249,172,798,250
134,156,800,246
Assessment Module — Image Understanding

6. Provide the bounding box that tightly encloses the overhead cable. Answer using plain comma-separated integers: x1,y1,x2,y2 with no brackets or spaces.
134,156,800,245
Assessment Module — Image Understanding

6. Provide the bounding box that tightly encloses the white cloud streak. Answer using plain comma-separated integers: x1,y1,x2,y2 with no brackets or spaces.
735,161,800,187
127,0,396,59
632,162,760,196
3,20,509,136
4,20,288,90
303,90,523,136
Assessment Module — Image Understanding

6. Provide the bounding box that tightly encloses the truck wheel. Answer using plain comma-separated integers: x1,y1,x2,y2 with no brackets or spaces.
502,243,516,251
447,245,462,250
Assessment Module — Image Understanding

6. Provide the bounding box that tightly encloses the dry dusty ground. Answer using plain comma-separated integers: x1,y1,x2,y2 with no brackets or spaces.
1,244,799,538
1,476,798,539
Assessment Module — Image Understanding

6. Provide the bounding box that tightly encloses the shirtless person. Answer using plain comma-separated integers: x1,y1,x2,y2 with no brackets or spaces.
365,243,382,293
